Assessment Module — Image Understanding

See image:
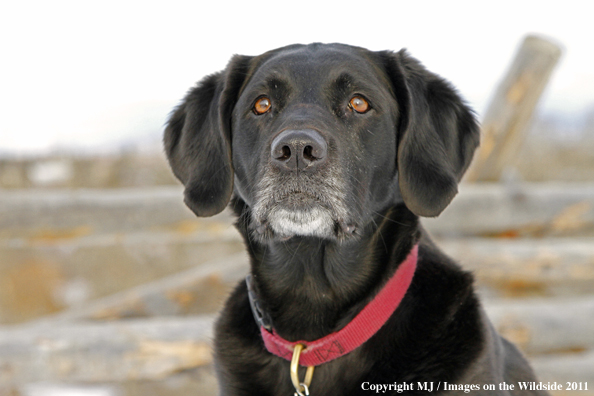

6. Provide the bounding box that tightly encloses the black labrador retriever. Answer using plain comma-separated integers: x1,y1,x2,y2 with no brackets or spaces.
164,43,547,396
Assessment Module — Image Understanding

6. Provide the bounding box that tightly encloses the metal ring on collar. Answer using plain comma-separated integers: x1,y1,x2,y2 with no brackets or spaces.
290,344,314,393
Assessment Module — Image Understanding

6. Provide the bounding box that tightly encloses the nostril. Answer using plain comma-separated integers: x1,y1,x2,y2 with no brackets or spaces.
279,145,291,160
303,145,314,161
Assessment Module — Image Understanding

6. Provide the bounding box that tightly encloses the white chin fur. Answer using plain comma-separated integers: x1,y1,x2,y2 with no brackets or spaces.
268,207,334,238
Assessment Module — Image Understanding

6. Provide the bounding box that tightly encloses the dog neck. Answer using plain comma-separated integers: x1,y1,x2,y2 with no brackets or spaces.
231,198,420,342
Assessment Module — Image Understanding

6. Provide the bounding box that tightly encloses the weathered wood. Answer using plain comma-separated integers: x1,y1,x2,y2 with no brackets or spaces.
531,350,594,387
0,152,178,189
2,297,593,386
4,235,593,325
440,238,594,298
33,253,248,324
484,297,594,356
0,187,234,239
5,354,594,396
1,184,593,239
423,183,594,237
467,35,563,181
9,368,219,396
0,316,215,386
0,232,243,324
2,185,593,323
20,237,590,326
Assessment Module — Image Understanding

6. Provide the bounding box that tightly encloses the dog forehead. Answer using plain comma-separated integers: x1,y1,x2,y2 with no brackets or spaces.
245,44,386,90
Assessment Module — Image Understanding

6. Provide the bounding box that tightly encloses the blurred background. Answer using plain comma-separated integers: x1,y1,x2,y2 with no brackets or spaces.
0,1,593,395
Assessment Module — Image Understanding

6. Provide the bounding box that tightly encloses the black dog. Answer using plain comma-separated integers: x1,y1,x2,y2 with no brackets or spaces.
164,43,546,395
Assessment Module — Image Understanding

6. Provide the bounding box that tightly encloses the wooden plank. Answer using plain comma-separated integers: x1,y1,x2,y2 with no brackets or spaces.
12,368,219,396
484,297,594,356
30,237,591,325
0,187,233,239
1,184,593,324
32,253,248,324
423,183,594,237
2,184,593,239
0,233,243,324
0,153,177,189
531,350,594,391
467,35,563,181
0,316,215,386
4,235,592,325
2,297,593,386
440,238,594,298
6,355,594,396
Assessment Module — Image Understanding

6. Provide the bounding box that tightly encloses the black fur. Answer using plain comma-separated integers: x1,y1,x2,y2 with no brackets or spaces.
164,43,546,395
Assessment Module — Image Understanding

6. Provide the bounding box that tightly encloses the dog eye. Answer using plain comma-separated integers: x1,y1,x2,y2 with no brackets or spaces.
349,96,370,114
253,96,272,115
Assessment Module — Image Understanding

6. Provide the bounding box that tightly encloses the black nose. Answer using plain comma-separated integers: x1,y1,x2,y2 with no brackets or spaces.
270,129,327,171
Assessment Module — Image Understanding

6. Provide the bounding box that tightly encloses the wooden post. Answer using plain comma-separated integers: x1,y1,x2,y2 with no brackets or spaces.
467,35,563,181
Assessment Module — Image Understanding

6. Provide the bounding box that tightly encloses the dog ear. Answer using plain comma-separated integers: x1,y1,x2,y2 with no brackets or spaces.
380,49,480,217
164,55,252,217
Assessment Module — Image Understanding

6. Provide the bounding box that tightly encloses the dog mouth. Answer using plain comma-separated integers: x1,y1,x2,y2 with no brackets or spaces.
251,186,357,241
271,190,328,211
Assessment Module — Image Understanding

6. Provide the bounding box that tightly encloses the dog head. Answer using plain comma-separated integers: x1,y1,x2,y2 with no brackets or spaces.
164,43,479,241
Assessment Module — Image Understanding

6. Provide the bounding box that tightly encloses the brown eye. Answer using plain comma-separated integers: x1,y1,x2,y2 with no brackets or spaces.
253,96,271,114
349,95,370,113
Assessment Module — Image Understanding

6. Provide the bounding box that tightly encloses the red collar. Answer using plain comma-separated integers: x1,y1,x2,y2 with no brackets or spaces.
249,244,418,367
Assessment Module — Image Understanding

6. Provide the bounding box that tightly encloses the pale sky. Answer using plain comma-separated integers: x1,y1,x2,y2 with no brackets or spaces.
1,0,593,155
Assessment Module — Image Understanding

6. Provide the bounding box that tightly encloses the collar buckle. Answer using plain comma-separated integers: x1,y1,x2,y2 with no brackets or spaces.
246,274,273,331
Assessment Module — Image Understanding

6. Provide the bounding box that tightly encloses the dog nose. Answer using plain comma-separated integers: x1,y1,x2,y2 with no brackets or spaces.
270,129,327,171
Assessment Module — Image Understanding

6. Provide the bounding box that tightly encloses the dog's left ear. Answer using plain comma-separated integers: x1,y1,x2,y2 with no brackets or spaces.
164,55,252,217
379,49,480,217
